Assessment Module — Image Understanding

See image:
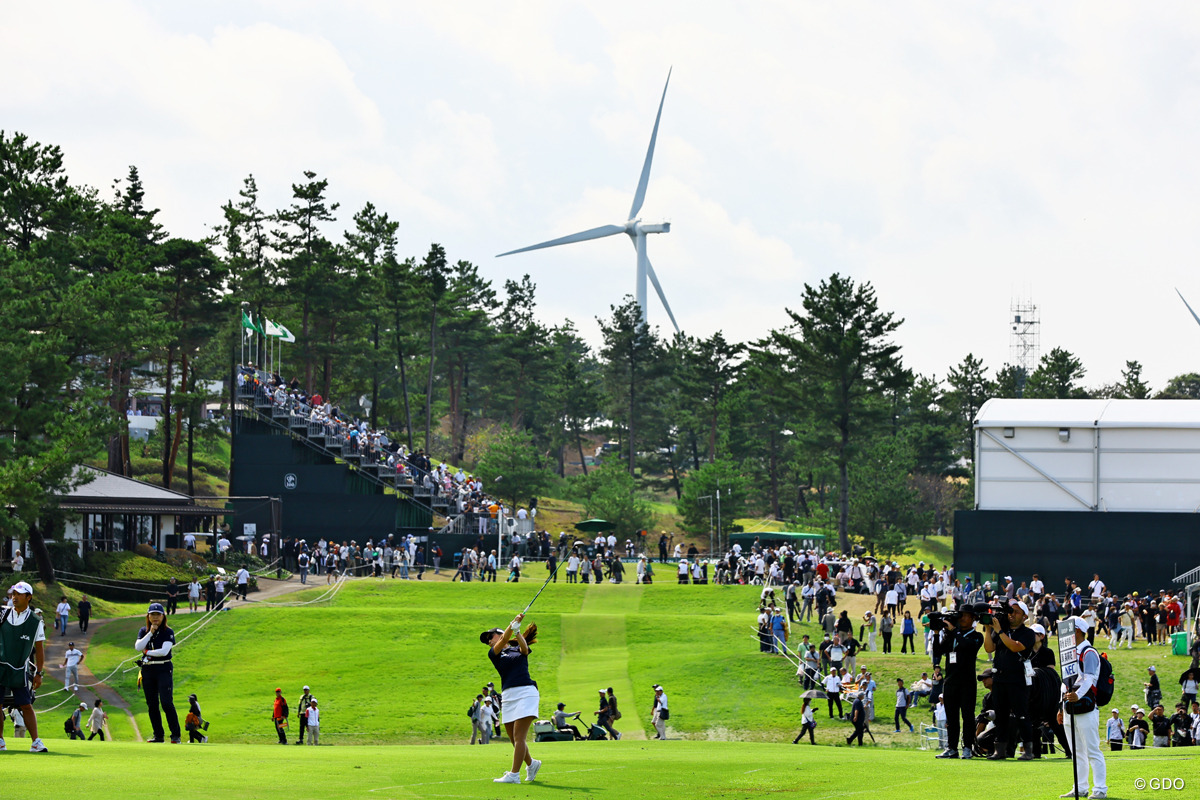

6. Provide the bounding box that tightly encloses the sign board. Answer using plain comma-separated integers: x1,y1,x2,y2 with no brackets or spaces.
1057,619,1078,679
284,473,298,490
244,522,257,538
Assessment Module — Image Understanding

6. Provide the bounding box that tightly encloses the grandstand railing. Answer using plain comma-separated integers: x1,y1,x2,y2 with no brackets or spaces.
234,373,453,519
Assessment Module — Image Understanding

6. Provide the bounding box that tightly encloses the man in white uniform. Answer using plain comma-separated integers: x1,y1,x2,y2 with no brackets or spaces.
1059,616,1107,799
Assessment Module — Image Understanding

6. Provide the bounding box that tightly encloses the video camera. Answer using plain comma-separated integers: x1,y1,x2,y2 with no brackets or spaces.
928,603,1008,629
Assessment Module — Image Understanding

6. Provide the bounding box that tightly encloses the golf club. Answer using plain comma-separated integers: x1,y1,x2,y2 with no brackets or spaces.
518,538,583,617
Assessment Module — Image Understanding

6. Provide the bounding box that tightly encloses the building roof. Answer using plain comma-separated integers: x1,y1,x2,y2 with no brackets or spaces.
60,466,195,505
975,398,1200,429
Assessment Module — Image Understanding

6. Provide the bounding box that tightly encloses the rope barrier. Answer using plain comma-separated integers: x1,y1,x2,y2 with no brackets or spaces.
23,571,352,714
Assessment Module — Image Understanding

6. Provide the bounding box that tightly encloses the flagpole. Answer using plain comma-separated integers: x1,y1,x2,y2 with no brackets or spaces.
240,302,248,368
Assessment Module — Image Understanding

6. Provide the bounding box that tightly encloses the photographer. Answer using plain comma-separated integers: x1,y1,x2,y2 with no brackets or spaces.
933,604,983,759
981,598,1037,760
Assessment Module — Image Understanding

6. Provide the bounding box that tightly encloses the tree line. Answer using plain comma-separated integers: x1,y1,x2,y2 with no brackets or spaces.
5,130,1199,567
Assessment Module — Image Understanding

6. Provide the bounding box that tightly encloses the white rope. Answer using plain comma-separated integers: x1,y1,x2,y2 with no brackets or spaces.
23,570,351,713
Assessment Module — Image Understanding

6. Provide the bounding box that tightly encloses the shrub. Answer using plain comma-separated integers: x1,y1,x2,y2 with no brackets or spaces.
164,548,208,572
134,543,157,559
221,551,266,572
45,541,84,574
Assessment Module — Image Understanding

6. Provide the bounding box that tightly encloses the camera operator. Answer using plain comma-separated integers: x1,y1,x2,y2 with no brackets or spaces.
982,598,1037,760
933,605,983,759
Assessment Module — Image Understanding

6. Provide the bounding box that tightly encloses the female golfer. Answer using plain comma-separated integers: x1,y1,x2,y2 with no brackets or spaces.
482,612,541,784
134,602,181,743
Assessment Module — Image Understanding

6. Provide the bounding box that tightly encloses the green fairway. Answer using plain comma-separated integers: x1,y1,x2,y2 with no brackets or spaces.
8,739,1198,799
81,578,1195,750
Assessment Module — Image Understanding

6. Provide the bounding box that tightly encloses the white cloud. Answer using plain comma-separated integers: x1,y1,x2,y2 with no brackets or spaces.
6,0,1200,391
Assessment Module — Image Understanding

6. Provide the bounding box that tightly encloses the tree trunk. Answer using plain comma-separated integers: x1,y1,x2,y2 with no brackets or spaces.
186,358,197,498
768,428,780,520
395,327,414,451
425,305,437,454
302,300,312,395
838,426,851,552
370,322,380,429
574,422,589,477
627,347,637,477
162,345,175,487
453,361,470,465
167,351,187,486
27,523,55,585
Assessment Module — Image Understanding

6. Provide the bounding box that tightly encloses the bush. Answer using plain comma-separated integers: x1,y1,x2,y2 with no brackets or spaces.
221,551,267,572
45,541,84,574
85,551,191,581
164,548,208,572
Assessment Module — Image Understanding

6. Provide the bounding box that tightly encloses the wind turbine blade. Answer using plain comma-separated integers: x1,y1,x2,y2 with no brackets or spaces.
497,224,626,257
628,68,672,221
1177,288,1200,328
645,257,680,334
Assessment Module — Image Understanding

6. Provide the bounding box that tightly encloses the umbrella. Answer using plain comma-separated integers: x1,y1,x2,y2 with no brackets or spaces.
235,535,256,541
574,519,616,533
799,689,827,700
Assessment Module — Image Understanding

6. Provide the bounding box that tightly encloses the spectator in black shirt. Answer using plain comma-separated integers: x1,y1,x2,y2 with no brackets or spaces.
982,599,1037,760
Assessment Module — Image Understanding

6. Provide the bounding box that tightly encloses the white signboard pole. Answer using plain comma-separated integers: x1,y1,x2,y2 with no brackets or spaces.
1057,618,1080,798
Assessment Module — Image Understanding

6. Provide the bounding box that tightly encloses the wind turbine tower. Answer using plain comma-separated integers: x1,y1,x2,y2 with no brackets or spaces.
498,70,680,334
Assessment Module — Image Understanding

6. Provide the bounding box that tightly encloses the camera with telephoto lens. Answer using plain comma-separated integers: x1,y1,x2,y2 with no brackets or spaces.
926,609,962,628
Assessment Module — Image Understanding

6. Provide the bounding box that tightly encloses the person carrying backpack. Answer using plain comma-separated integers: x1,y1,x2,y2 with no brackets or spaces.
1057,616,1107,799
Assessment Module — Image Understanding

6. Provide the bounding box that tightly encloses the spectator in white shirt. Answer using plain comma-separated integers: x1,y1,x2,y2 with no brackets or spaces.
306,699,320,745
62,642,84,691
823,669,844,718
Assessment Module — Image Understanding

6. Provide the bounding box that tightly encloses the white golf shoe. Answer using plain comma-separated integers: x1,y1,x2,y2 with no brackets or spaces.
526,759,542,782
493,772,521,784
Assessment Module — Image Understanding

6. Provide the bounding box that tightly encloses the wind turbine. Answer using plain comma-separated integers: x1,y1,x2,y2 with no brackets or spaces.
498,69,680,334
1178,288,1200,329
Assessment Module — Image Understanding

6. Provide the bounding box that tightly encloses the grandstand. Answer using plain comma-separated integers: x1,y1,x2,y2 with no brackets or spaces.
230,368,445,544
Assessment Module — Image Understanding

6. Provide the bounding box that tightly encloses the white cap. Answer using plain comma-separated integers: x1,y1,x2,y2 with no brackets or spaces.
1008,599,1029,617
1030,623,1046,636
11,581,33,595
1069,616,1090,633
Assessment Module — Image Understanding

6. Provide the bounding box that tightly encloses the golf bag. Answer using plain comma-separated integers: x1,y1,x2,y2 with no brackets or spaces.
587,724,609,741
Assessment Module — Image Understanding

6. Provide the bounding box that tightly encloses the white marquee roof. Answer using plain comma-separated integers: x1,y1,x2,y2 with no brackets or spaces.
975,398,1200,429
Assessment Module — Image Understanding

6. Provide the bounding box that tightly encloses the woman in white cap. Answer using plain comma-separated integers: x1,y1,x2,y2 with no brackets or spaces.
0,580,48,752
481,613,541,784
135,602,181,743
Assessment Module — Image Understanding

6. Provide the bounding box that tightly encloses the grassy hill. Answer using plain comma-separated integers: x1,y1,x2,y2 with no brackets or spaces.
83,578,1187,750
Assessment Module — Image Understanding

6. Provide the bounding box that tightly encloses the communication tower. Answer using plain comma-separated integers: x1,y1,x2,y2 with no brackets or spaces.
1010,298,1040,397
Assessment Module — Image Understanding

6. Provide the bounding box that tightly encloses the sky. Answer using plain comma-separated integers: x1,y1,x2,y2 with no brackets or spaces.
5,1,1200,391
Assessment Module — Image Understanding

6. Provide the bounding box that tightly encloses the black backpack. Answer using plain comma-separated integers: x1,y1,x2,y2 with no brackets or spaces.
1095,651,1115,707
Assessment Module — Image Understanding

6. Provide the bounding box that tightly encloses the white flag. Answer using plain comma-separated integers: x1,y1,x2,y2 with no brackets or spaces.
264,319,284,338
277,323,296,344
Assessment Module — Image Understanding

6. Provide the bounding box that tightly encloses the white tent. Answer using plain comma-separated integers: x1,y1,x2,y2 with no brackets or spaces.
974,399,1200,513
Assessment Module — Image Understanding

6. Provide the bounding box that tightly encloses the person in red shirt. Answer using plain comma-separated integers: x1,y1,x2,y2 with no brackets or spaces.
816,562,830,582
272,688,289,744
1165,597,1182,634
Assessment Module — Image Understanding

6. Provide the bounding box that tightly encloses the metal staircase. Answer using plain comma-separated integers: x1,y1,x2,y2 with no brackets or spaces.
235,380,454,521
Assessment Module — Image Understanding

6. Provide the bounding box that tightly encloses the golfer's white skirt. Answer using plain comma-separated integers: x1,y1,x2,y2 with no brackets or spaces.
501,685,540,723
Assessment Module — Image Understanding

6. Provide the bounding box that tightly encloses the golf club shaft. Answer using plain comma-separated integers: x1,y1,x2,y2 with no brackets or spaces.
519,539,579,618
